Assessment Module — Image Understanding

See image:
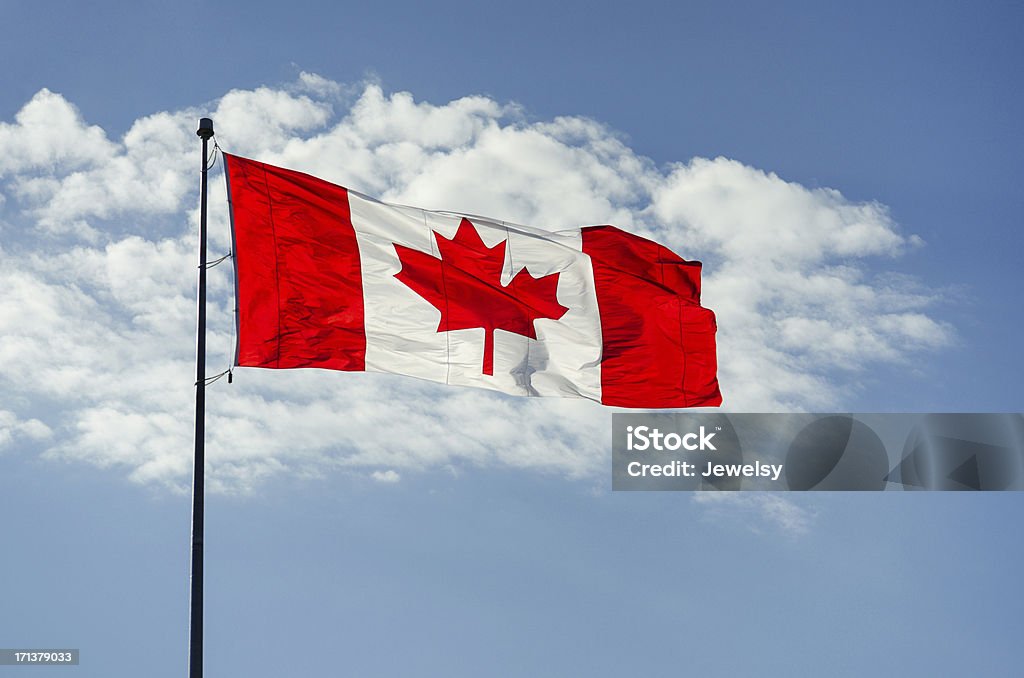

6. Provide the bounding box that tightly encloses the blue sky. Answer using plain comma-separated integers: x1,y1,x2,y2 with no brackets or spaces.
1,1,1022,676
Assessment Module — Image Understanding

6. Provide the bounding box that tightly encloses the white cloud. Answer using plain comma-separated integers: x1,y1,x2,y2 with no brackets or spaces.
0,92,195,239
371,469,401,483
0,409,52,451
0,77,953,491
0,89,116,177
692,493,816,536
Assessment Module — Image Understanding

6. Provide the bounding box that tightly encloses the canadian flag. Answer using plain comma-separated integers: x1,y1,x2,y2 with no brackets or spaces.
224,153,721,408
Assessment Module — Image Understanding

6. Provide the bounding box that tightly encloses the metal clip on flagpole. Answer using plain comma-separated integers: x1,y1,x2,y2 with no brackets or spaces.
190,116,214,678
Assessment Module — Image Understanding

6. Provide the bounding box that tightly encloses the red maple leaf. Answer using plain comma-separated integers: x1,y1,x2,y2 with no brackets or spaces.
394,218,569,376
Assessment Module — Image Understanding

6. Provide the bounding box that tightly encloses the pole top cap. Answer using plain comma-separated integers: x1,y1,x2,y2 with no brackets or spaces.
197,117,215,140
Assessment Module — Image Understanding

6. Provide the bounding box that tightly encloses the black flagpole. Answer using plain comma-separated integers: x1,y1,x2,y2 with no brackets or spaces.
190,117,214,678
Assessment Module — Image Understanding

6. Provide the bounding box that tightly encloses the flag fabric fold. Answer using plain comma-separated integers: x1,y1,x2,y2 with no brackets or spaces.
224,153,721,408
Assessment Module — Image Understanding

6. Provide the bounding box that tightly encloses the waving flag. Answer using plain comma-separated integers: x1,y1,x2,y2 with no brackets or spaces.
224,153,721,408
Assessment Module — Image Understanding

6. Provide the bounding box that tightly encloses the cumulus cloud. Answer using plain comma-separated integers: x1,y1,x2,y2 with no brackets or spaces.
1,92,194,239
0,89,116,177
0,75,952,491
0,409,52,451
